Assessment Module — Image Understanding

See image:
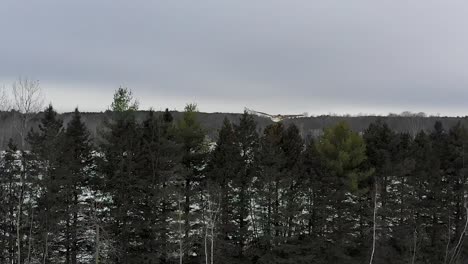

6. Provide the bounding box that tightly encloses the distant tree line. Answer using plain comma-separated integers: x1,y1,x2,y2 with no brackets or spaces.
0,86,468,264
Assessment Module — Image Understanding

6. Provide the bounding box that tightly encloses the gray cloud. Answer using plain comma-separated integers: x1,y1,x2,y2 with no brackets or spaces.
1,0,468,115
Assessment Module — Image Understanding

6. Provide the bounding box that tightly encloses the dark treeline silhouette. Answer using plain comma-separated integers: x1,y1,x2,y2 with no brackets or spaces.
1,89,468,264
2,109,468,150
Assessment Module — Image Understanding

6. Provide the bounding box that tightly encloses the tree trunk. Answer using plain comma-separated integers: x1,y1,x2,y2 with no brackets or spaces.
16,189,23,264
95,223,99,264
369,183,378,264
27,203,34,264
184,178,191,257
17,161,26,264
178,198,183,264
71,193,78,264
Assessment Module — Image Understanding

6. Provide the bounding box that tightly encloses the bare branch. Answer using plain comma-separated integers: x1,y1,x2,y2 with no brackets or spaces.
12,77,44,114
11,77,44,149
448,202,468,264
0,85,10,111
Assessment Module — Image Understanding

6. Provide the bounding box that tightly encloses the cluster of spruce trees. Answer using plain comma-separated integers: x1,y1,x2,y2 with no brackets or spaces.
0,91,468,264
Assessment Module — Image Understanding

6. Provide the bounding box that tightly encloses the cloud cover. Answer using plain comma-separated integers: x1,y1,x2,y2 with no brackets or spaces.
1,0,468,115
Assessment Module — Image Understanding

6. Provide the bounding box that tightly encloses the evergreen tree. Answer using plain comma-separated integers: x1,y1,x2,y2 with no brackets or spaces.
0,140,22,263
156,108,182,263
27,104,65,263
98,109,142,263
139,110,181,263
316,121,372,262
232,111,258,261
408,130,436,263
206,117,241,262
257,122,285,249
423,121,450,262
302,137,325,239
279,124,304,239
176,103,207,262
364,120,397,213
445,122,468,263
389,132,416,263
59,108,94,264
363,120,398,260
2,90,468,263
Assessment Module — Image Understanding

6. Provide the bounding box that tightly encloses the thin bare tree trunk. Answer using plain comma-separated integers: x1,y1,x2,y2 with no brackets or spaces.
17,180,25,264
204,223,208,264
411,229,417,264
43,232,48,264
17,154,27,264
210,221,215,264
178,198,183,264
204,198,208,264
369,183,378,264
208,191,220,264
27,204,34,264
249,194,259,240
11,77,44,264
449,204,468,264
95,223,99,264
444,216,451,264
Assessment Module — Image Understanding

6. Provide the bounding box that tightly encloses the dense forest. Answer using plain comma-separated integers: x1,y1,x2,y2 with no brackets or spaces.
2,106,468,151
1,87,468,264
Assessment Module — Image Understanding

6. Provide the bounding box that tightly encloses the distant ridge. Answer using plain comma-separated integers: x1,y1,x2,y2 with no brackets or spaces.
0,110,467,149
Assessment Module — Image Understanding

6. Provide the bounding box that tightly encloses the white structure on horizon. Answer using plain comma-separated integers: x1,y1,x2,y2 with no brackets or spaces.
244,107,307,122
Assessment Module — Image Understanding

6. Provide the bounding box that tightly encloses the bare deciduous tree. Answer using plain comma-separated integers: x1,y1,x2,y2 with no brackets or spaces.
203,186,221,264
369,183,378,264
448,201,468,264
444,216,451,264
249,191,259,241
89,200,115,264
411,229,418,264
11,77,44,264
0,85,10,111
12,77,44,149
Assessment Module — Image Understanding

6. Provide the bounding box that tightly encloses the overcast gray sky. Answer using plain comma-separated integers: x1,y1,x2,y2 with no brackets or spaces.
1,0,468,115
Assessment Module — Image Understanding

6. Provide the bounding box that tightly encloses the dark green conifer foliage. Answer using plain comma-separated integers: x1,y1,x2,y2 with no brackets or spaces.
98,106,143,263
258,122,285,247
446,122,468,263
364,120,411,263
280,124,304,239
163,108,173,124
27,104,65,263
302,138,325,238
60,108,93,264
364,120,397,206
176,103,207,261
0,140,22,263
206,117,240,262
233,112,258,260
422,121,450,263
316,121,371,262
138,110,181,263
4,94,468,263
407,130,437,264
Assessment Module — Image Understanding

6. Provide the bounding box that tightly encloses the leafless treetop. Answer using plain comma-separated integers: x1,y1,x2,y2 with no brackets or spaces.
0,85,10,111
12,77,44,114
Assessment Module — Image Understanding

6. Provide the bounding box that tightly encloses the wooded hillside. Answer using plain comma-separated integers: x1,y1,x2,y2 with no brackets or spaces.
1,110,467,149
1,103,468,263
